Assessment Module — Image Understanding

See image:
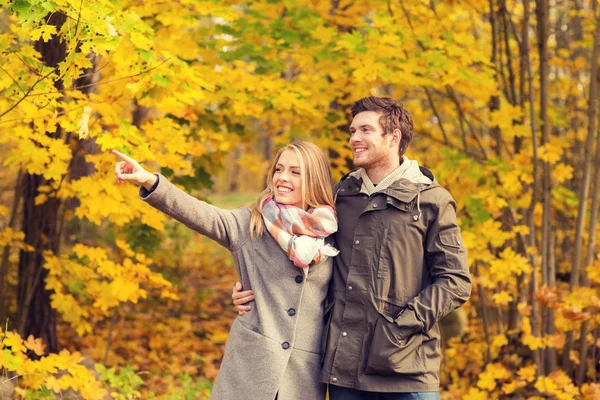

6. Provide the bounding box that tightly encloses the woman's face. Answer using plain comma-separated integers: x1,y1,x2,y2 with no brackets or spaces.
272,149,304,209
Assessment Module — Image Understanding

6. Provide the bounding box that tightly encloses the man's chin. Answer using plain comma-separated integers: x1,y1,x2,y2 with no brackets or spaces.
352,158,367,168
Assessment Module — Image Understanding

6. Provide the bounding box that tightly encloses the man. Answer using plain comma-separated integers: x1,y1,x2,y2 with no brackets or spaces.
233,96,471,399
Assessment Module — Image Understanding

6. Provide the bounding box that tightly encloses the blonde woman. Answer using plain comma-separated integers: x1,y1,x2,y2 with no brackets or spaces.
112,141,337,400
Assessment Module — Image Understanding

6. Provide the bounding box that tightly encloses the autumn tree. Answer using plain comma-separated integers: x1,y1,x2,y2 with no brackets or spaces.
3,0,600,398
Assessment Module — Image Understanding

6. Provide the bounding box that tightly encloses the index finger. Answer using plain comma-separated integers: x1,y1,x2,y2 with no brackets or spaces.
233,290,254,299
111,149,136,164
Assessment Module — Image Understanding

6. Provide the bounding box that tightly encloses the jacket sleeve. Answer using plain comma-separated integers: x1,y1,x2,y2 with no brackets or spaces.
139,174,250,250
393,194,471,336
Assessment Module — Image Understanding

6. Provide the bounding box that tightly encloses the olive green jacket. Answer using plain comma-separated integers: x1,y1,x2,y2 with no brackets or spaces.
321,166,471,392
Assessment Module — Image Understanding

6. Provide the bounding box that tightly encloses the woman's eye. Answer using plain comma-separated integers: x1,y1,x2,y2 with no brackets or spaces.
275,168,282,172
292,171,300,176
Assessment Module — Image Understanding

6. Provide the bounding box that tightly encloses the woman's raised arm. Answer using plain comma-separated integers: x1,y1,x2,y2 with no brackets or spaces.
112,150,250,251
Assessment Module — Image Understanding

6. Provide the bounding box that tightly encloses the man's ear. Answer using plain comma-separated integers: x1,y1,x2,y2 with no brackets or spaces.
390,129,402,148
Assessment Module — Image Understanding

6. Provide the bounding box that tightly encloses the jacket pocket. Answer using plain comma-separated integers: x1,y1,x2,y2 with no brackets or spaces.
365,313,425,376
321,301,335,363
439,227,462,248
438,227,467,270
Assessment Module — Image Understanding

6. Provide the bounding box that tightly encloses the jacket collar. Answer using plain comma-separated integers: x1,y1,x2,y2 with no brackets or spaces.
337,167,439,204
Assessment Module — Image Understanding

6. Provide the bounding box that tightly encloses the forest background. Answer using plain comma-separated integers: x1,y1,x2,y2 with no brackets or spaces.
2,0,600,398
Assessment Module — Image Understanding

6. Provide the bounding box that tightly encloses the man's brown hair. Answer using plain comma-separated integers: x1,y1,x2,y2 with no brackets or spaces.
351,96,414,156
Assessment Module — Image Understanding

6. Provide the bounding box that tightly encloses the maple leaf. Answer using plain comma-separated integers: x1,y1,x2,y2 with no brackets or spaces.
535,285,561,308
3,331,26,353
29,25,57,42
24,335,46,356
518,365,537,382
561,305,591,322
493,291,513,306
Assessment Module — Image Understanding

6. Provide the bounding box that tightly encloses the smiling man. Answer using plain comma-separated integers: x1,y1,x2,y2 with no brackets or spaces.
234,96,471,399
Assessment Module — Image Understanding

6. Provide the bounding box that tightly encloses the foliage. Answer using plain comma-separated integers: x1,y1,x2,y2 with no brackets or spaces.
2,0,600,398
0,329,106,399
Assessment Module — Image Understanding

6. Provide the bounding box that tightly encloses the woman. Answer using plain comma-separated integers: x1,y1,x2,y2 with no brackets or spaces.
112,141,337,400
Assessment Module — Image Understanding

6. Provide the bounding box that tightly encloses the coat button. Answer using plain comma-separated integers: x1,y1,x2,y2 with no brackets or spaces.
372,204,378,208
399,340,404,345
295,275,303,283
347,285,353,291
341,188,345,192
354,240,360,245
282,342,290,349
457,240,461,245
288,308,296,316
413,215,419,221
332,377,338,383
341,332,348,337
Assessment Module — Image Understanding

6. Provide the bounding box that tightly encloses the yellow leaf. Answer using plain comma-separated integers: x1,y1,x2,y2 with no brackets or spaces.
476,363,509,391
115,239,135,257
538,142,564,164
513,225,530,235
24,335,46,356
518,365,537,382
29,25,57,42
502,380,526,395
523,334,546,350
78,106,93,139
463,388,488,400
211,330,229,344
493,291,513,306
552,163,574,183
3,331,26,353
491,334,508,350
35,193,48,206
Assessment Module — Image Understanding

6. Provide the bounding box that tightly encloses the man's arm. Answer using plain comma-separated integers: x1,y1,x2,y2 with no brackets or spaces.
232,281,254,316
393,195,472,337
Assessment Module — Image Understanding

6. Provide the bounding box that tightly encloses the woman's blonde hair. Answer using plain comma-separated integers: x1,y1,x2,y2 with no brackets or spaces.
250,140,334,237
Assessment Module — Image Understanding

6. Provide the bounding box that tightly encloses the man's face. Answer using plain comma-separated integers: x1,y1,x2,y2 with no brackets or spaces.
349,111,396,169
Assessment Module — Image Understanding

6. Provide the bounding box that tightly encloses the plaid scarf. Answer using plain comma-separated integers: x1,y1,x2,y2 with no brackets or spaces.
261,197,339,269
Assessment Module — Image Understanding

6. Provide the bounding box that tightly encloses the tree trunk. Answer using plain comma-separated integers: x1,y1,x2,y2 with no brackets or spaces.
489,0,502,157
576,65,600,383
61,55,99,249
0,169,23,325
536,0,557,373
17,173,60,353
16,11,67,354
563,5,600,374
523,0,542,372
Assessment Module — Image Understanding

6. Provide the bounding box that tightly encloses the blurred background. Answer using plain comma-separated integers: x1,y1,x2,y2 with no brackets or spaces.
1,0,600,398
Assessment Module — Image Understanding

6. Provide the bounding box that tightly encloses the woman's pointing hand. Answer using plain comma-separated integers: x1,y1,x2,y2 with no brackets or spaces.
112,150,157,190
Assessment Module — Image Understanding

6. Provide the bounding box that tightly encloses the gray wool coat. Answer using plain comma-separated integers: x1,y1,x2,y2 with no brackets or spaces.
140,175,331,400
